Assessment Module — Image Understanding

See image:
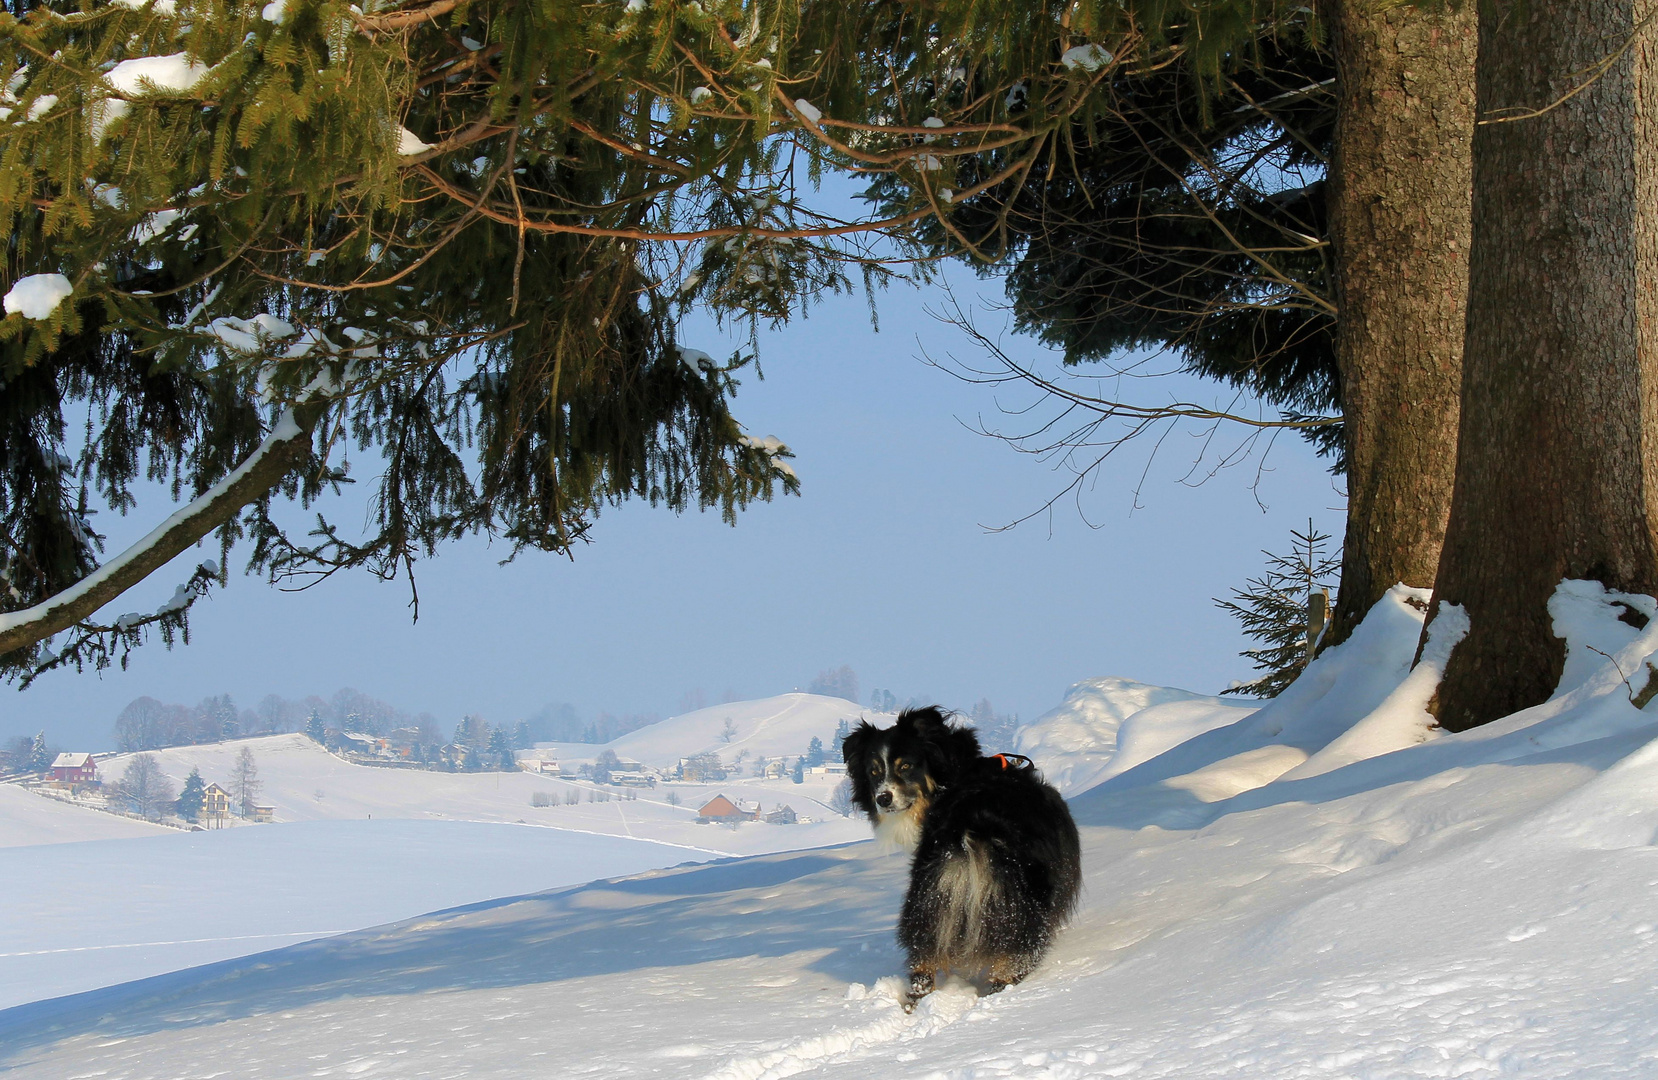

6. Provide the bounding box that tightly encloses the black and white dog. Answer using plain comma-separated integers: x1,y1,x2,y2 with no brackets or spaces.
842,706,1081,1010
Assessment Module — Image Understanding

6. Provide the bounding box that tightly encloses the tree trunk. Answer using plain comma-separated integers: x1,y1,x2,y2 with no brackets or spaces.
1321,0,1476,647
1428,0,1658,730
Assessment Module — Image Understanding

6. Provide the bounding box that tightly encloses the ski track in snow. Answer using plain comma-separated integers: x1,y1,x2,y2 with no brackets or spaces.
12,585,1658,1076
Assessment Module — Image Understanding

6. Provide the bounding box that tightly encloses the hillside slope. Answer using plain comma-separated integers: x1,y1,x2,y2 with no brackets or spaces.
591,692,872,767
9,583,1658,1077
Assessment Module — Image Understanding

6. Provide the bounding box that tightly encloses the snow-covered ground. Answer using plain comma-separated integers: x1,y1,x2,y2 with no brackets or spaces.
10,581,1658,1076
0,819,705,1010
0,782,165,848
0,725,866,1012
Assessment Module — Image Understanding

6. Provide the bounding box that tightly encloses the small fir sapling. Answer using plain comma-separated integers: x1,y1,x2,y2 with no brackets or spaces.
1216,521,1341,698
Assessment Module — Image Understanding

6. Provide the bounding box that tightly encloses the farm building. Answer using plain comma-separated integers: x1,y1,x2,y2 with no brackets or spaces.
49,753,97,784
696,795,758,824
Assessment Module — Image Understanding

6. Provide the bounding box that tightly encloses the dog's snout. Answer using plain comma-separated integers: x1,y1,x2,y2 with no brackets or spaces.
876,790,894,809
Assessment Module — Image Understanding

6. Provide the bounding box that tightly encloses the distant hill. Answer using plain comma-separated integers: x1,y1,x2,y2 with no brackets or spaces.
570,693,879,768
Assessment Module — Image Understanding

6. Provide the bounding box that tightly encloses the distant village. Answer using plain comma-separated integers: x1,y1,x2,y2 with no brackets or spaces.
4,724,852,832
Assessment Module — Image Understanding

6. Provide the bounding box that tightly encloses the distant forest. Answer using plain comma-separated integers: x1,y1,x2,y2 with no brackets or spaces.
111,690,661,753
100,664,1017,755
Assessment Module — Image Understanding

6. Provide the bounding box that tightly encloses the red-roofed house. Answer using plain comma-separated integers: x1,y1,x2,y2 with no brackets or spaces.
696,794,757,823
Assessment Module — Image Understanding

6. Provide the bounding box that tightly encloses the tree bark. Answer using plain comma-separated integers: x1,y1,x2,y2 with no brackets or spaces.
1320,0,1476,647
1428,0,1658,730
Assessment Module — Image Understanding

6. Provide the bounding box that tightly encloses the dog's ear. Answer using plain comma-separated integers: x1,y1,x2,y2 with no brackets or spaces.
841,720,879,766
901,706,981,772
896,706,951,740
842,720,882,823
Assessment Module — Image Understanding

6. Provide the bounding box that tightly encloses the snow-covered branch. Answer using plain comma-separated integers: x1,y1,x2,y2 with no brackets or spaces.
0,402,325,661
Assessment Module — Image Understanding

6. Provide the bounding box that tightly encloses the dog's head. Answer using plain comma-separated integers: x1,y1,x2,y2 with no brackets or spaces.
841,707,982,834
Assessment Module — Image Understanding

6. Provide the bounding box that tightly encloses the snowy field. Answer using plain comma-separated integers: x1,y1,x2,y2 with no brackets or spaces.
0,782,165,848
0,710,869,1012
9,581,1658,1076
0,819,707,1010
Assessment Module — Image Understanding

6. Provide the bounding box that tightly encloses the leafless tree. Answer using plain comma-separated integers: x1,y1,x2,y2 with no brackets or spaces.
117,754,176,822
231,747,262,819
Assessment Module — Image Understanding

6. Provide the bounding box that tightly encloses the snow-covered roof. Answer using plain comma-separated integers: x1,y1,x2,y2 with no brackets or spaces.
50,753,92,769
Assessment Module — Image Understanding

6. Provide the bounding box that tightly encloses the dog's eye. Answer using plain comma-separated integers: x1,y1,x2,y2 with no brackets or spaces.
897,761,912,774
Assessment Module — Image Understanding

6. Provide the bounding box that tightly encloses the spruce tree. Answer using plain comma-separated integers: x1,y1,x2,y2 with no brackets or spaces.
1215,522,1340,697
0,0,1169,682
305,708,326,743
176,766,205,822
27,730,49,771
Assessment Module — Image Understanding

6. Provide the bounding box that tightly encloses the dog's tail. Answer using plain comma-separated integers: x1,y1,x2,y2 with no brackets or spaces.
935,834,1000,962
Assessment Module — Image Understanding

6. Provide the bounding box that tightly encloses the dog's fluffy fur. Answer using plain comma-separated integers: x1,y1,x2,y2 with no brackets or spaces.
842,706,1082,1009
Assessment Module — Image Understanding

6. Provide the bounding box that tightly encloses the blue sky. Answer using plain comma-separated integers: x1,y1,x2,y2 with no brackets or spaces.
9,268,1347,750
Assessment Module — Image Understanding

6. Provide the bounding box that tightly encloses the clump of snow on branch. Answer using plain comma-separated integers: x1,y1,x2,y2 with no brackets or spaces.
111,0,180,14
397,126,433,156
206,314,298,353
105,53,210,96
1060,44,1113,71
678,347,717,375
89,52,211,141
793,98,822,124
738,434,796,479
3,274,74,320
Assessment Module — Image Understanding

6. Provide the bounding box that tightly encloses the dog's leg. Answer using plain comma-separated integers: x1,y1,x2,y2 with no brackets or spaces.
902,965,935,1013
984,953,1035,996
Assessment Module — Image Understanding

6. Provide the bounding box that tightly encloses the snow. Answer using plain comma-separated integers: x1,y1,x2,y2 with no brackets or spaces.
12,583,1658,1076
260,0,290,23
2,274,73,319
205,312,297,352
679,345,717,374
1014,675,1253,795
0,820,705,1010
597,692,861,767
0,784,163,848
129,208,181,244
104,53,209,97
794,98,822,124
1059,44,1113,72
397,125,433,155
112,0,179,14
23,93,55,122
